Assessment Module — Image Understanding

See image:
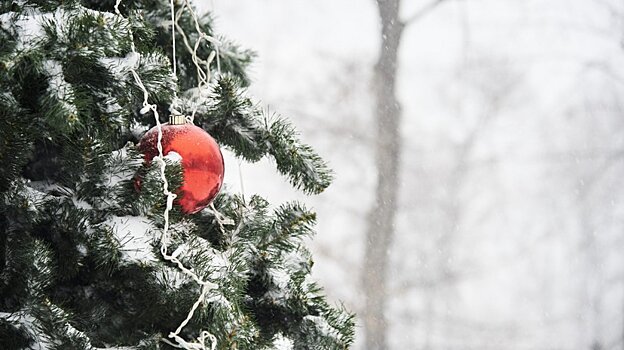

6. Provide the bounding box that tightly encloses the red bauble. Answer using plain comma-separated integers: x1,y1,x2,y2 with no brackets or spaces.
138,122,224,214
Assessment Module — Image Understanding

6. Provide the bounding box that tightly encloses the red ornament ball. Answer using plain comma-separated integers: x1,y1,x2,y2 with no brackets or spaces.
138,122,224,214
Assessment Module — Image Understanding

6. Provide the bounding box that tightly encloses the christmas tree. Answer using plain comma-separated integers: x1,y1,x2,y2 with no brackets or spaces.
0,0,355,349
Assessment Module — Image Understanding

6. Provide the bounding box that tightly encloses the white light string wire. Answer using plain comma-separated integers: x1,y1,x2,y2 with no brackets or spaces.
113,1,219,349
173,0,222,122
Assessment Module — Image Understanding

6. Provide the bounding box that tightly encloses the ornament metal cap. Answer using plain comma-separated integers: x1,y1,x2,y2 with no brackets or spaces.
169,114,186,125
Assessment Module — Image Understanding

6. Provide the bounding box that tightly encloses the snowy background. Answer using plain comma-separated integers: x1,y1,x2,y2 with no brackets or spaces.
200,1,624,349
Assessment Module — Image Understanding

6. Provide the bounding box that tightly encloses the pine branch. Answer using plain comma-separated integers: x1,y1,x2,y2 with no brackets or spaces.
266,116,333,194
198,76,333,194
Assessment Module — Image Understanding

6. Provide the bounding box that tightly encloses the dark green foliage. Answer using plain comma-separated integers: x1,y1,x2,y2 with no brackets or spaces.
0,319,33,349
0,96,34,193
0,0,354,349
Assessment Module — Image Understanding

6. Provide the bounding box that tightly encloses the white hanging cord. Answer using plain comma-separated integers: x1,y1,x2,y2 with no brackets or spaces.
169,0,184,116
113,2,217,349
237,159,246,202
170,0,177,78
208,203,232,234
173,0,222,121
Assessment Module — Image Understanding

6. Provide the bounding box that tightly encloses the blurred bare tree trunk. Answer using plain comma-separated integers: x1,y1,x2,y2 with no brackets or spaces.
362,1,404,349
364,1,453,348
577,170,606,350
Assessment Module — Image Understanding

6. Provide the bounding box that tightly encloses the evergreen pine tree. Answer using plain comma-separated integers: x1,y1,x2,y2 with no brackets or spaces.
0,0,355,348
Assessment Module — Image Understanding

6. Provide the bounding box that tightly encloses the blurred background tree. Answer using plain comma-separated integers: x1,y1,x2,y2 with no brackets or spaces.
209,0,624,349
